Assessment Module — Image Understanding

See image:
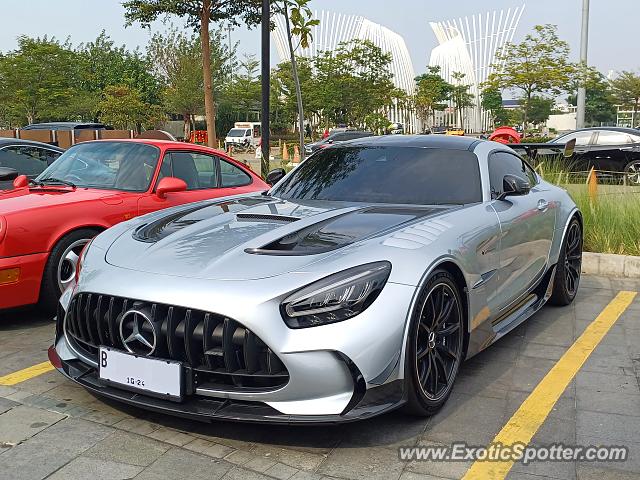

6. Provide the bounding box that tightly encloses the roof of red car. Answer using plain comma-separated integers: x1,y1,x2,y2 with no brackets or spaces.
87,138,223,152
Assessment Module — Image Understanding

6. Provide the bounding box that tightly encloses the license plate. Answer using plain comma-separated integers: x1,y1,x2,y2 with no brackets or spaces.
98,347,182,400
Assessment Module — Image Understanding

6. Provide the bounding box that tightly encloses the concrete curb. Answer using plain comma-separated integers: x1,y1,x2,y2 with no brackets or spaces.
582,252,640,278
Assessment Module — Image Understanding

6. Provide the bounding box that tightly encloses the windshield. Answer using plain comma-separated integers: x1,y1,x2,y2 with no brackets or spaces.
228,129,248,137
35,142,160,192
272,146,482,205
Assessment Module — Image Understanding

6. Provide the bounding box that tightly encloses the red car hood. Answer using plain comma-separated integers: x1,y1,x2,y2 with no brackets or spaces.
0,186,128,215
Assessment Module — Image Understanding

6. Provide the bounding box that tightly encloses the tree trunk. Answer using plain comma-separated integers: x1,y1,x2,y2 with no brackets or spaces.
200,1,217,148
522,92,531,136
183,113,191,140
284,3,305,161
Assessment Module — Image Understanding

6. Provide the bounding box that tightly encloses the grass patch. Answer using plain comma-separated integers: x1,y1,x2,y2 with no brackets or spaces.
532,156,640,256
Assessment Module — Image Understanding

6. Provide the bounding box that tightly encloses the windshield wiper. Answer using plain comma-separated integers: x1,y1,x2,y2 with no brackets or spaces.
38,177,76,188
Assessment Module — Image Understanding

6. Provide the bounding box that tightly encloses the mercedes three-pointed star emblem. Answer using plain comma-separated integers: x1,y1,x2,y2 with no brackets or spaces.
119,308,157,356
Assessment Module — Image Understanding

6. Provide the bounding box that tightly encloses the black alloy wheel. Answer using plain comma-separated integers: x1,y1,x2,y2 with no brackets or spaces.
404,270,464,415
550,218,582,306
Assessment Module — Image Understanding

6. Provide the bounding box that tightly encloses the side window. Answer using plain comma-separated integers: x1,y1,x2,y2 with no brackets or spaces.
557,131,593,146
220,159,252,187
164,152,219,190
489,152,532,199
596,131,632,145
0,146,48,175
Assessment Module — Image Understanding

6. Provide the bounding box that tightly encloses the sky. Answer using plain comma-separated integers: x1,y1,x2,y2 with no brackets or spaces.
0,0,636,75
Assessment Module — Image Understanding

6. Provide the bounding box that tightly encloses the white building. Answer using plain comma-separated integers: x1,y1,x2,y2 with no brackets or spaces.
428,5,526,132
272,11,418,132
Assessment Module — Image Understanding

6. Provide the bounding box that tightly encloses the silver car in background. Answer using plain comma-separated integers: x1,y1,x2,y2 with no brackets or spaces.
50,135,583,423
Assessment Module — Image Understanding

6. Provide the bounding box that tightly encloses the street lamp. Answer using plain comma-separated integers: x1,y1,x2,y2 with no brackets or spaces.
261,0,271,178
576,0,590,129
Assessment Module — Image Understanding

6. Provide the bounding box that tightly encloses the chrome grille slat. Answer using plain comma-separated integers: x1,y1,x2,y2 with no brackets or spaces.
65,292,288,391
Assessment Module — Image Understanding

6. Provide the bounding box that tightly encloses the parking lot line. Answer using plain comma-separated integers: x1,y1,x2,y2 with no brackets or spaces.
0,361,54,386
462,290,637,480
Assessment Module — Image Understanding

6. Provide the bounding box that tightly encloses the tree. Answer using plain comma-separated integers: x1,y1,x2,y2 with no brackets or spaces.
123,0,262,147
0,36,81,125
98,84,164,130
481,87,509,127
485,24,575,133
414,66,451,130
314,39,395,128
525,96,553,126
567,68,616,125
148,26,233,139
277,0,318,160
450,71,474,130
224,54,262,121
271,57,317,132
610,71,640,127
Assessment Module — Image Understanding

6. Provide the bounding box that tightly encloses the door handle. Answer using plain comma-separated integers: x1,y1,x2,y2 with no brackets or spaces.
537,199,549,211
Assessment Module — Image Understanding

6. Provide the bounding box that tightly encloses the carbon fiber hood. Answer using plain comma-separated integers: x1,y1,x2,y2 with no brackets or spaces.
105,195,445,280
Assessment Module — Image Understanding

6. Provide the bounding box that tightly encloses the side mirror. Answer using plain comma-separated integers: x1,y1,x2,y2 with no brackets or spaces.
13,174,29,188
563,138,576,158
0,167,18,181
266,168,286,186
156,176,187,199
499,174,530,200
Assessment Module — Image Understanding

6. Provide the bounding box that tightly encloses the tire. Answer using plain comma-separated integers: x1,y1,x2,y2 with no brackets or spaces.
549,218,582,306
39,229,97,314
624,160,640,186
403,270,465,416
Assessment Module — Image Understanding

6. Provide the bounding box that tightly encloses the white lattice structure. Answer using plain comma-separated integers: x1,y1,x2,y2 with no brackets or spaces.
429,4,526,132
273,11,418,132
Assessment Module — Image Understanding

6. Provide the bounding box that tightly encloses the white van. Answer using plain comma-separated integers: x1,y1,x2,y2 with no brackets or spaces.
225,122,261,151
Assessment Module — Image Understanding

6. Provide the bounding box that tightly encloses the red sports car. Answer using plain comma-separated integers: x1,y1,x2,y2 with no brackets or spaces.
0,139,268,312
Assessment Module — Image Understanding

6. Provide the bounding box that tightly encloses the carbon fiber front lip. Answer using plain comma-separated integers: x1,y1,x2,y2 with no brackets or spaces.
55,356,405,424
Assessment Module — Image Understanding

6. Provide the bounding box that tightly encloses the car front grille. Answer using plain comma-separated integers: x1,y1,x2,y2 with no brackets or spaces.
64,293,289,392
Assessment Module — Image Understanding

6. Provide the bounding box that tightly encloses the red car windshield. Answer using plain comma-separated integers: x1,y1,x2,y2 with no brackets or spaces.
35,142,160,192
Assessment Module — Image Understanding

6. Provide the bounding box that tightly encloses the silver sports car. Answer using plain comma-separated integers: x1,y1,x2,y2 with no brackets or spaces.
49,135,583,423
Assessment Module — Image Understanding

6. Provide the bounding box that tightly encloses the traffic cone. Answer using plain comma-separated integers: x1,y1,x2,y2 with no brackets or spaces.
293,145,300,164
282,142,289,161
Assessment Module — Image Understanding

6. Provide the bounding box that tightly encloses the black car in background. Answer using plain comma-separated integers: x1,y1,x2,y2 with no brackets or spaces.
0,138,64,189
511,127,640,184
21,122,110,131
304,130,373,155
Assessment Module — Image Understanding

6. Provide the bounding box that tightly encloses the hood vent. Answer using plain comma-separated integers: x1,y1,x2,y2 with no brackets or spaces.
236,212,300,223
246,206,442,256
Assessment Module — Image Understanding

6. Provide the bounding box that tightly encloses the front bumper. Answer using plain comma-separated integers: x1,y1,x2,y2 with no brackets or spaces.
0,252,48,309
51,267,415,423
51,335,405,424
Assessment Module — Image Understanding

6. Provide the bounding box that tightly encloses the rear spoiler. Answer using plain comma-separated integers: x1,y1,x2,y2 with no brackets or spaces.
506,139,576,158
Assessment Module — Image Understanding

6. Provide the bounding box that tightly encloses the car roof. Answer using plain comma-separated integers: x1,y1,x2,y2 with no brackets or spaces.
569,126,640,135
342,134,482,150
76,138,221,150
0,138,64,150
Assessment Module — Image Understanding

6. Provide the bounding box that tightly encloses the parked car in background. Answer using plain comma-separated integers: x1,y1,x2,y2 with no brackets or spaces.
50,136,582,423
0,138,64,189
0,139,268,313
511,127,640,184
304,130,373,154
21,122,111,131
224,122,261,151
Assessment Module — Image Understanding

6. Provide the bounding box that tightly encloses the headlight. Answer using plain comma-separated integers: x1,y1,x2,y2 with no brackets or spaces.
280,262,391,328
75,239,93,283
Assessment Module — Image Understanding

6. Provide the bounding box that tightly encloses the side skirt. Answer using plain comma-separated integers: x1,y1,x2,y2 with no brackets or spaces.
491,265,557,342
